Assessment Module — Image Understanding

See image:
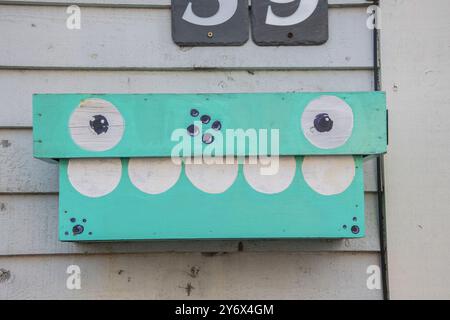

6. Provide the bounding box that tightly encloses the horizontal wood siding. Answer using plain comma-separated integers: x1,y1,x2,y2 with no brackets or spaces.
0,5,373,70
0,252,382,299
0,1,382,299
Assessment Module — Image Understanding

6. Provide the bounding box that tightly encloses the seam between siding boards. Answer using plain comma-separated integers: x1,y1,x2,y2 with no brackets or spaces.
0,1,375,9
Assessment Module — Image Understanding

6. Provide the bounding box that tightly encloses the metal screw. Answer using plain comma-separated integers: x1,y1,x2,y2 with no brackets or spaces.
207,31,214,38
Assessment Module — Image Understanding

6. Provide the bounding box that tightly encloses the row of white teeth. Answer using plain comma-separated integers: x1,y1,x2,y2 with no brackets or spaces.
67,156,356,198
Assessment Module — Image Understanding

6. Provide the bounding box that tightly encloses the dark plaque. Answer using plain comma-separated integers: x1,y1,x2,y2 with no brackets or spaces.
172,0,249,46
251,0,329,46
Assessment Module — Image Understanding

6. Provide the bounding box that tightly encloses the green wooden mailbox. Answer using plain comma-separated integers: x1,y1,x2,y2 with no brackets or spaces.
33,92,387,241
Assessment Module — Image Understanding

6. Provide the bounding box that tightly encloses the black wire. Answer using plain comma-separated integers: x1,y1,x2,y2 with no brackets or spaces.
372,0,389,300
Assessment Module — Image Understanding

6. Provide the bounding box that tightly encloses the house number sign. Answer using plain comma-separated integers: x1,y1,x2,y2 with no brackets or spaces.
171,0,329,46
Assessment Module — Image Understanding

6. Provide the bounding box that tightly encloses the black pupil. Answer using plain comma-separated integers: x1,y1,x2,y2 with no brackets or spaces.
90,115,109,135
314,113,333,133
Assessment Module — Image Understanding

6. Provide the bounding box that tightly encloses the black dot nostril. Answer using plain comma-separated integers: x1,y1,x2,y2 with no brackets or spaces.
202,133,214,145
314,113,334,133
190,109,199,117
200,115,211,124
89,115,109,135
187,124,199,137
211,120,222,131
351,225,360,234
72,225,84,235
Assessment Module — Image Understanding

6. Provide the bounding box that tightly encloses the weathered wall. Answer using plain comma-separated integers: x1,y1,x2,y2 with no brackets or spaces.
0,0,383,299
381,0,450,299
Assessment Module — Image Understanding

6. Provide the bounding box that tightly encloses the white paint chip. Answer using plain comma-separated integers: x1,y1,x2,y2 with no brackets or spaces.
185,157,238,194
302,156,355,196
243,156,297,194
128,158,181,195
301,95,354,149
68,158,122,198
69,98,125,152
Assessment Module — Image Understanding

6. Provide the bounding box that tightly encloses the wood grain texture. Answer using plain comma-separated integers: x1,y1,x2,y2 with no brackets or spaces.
0,252,383,299
0,0,375,8
0,129,378,193
0,5,373,69
381,0,450,299
33,92,386,158
0,69,374,128
0,193,379,255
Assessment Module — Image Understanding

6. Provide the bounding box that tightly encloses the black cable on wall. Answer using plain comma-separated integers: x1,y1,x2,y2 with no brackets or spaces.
372,0,389,300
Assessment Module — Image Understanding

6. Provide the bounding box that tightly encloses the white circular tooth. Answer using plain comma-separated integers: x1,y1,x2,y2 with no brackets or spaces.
68,158,122,198
69,98,125,152
301,95,354,149
243,156,296,194
302,156,355,196
185,157,238,194
128,158,181,195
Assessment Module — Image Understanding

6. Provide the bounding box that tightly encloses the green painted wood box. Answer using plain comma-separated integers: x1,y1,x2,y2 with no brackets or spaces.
33,92,387,241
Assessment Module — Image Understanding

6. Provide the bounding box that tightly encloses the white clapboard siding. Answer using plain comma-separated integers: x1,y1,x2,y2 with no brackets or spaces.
0,252,382,299
0,70,374,127
0,193,379,255
0,129,378,193
0,0,381,300
0,0,375,8
0,5,373,69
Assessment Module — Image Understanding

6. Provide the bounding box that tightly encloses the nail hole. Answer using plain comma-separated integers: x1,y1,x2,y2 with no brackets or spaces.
287,32,294,38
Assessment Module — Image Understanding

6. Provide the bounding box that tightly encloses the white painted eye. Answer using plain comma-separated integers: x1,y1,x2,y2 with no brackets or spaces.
301,96,353,149
243,156,296,194
68,158,122,198
301,156,355,196
185,157,238,194
128,158,181,195
69,98,125,152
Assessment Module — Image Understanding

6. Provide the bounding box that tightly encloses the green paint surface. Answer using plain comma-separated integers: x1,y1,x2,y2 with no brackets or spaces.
59,156,365,241
33,92,387,158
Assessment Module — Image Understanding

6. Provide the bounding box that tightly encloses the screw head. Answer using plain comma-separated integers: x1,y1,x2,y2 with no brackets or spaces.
190,109,199,117
207,31,214,38
202,133,215,145
211,120,222,131
72,225,84,235
200,115,211,124
187,124,199,137
351,225,360,234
